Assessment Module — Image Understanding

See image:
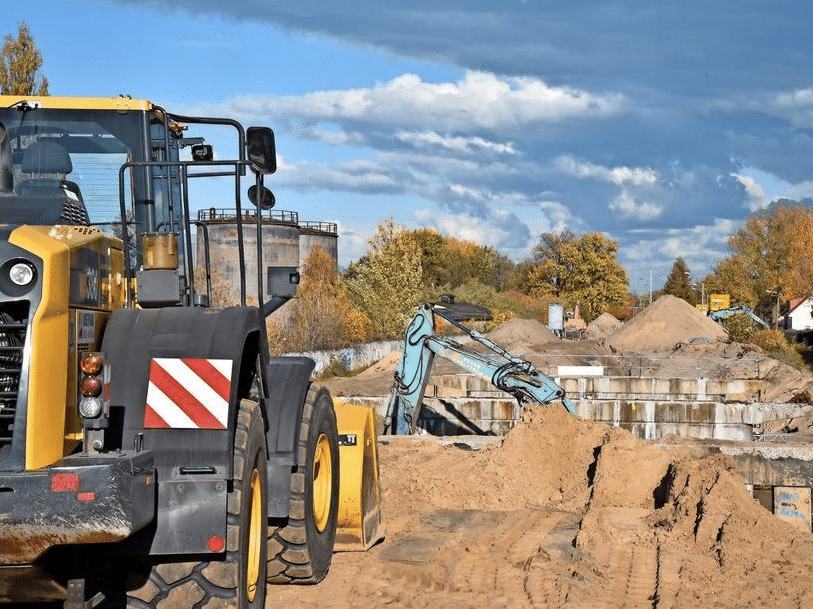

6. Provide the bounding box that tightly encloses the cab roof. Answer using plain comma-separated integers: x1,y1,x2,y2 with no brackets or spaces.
0,95,153,112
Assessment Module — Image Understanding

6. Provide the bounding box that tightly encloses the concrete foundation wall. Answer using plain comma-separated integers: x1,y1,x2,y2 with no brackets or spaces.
289,339,403,375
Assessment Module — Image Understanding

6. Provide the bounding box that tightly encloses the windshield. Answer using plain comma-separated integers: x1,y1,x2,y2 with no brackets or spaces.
0,106,165,230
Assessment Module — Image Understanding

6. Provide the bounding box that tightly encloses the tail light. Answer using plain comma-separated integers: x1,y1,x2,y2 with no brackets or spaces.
78,352,110,443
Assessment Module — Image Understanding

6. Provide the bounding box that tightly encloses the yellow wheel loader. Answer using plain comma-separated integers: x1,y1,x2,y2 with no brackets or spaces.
0,96,381,608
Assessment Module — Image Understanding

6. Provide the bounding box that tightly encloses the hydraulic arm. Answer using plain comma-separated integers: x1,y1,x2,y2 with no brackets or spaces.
385,304,575,434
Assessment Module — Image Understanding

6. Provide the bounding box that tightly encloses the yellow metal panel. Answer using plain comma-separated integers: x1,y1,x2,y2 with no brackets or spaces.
709,294,730,312
9,226,71,470
333,400,385,551
0,95,153,111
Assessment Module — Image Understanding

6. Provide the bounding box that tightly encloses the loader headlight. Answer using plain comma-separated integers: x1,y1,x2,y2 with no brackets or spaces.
9,262,35,286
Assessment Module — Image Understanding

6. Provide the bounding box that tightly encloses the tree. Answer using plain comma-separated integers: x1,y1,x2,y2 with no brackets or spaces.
710,201,813,325
0,23,49,96
410,229,511,292
343,219,423,339
662,257,694,304
412,228,452,289
523,230,629,321
282,246,370,351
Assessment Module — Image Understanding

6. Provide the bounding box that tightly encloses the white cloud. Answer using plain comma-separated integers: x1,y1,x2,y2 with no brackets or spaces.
789,180,813,201
731,172,769,211
773,88,813,128
609,190,663,220
414,208,496,245
554,155,658,186
275,156,399,192
394,130,516,155
225,71,626,132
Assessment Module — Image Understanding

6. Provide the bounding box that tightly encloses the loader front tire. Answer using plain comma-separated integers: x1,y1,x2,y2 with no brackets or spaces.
125,399,268,608
267,385,339,584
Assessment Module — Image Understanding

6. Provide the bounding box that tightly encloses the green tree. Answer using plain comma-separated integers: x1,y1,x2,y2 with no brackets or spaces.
412,228,452,288
343,219,423,339
662,257,694,303
524,230,628,321
410,228,513,293
0,23,49,96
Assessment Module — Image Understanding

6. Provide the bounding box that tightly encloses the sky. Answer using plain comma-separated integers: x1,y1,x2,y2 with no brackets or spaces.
6,1,813,293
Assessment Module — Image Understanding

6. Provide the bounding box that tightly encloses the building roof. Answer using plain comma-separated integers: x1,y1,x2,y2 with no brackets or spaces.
434,294,492,321
787,295,811,314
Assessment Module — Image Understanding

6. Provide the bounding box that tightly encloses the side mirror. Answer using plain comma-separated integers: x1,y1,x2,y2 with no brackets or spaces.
246,127,276,175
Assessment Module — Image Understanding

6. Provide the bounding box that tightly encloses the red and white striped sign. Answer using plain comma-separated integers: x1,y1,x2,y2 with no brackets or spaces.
144,358,232,429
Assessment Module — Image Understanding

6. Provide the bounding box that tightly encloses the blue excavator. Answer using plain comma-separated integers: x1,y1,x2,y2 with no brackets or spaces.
385,304,575,434
708,305,768,327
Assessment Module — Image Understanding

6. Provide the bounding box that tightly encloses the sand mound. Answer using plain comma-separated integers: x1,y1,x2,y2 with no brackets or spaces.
356,350,402,377
380,406,605,513
607,295,727,353
376,407,813,608
586,312,621,339
485,317,557,350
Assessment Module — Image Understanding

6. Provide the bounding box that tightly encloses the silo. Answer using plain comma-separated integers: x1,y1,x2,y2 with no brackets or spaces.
299,220,338,272
195,208,300,307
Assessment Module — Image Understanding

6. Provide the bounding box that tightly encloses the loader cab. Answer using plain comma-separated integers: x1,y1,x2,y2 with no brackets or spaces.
0,98,181,266
0,96,277,310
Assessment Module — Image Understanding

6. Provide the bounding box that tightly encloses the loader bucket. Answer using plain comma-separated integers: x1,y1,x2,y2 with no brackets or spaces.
333,400,385,551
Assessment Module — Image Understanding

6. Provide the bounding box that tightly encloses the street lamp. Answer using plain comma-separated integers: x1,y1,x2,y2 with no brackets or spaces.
692,282,706,310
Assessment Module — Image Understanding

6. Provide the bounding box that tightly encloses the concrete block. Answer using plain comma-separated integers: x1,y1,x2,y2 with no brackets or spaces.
774,486,812,532
557,365,603,376
436,385,467,397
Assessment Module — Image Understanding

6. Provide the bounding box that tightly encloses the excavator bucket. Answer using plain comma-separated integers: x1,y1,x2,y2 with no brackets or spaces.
333,400,385,551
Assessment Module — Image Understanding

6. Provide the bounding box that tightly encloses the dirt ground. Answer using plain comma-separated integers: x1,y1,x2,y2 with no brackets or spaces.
272,296,813,608
270,407,813,608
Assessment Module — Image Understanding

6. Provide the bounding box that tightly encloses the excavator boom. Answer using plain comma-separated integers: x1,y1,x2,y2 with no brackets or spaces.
385,304,574,434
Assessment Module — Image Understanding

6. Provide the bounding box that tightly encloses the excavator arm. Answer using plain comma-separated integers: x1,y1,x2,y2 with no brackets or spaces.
385,304,575,434
709,305,768,327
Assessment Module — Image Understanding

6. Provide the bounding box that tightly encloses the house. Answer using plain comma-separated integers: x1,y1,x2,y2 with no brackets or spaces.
783,296,813,331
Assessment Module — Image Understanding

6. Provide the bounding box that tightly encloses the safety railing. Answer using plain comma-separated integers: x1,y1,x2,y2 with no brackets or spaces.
197,207,298,225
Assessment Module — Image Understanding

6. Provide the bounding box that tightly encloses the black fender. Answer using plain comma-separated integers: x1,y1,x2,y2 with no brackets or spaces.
101,306,264,555
103,306,264,473
262,356,316,517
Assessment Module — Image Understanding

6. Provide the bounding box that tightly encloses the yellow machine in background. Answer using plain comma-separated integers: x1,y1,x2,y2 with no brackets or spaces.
709,293,730,312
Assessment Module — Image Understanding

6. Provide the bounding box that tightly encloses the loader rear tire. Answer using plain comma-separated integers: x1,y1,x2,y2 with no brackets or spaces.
125,399,268,608
267,385,339,584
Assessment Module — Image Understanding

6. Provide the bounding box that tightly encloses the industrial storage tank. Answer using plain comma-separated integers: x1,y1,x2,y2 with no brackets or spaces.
195,208,338,308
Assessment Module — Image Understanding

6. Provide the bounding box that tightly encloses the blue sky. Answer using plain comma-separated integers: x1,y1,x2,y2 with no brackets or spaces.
7,1,812,292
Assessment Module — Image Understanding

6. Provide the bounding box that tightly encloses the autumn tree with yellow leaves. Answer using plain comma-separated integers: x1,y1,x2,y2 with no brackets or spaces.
0,23,49,96
710,201,813,326
278,246,371,352
343,219,423,340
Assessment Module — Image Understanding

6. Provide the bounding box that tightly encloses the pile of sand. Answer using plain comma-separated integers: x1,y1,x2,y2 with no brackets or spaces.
485,317,557,350
376,406,813,607
586,312,621,339
607,295,728,353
